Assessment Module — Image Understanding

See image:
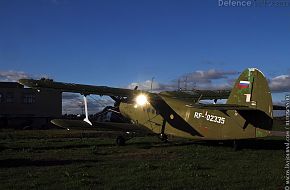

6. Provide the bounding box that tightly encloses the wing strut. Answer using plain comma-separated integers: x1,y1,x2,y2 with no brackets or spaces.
83,96,92,126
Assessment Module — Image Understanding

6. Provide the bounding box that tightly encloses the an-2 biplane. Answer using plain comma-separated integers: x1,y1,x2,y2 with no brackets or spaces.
19,68,284,147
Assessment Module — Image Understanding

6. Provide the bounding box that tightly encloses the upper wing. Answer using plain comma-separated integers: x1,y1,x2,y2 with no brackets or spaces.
18,79,230,101
186,103,256,110
18,78,145,98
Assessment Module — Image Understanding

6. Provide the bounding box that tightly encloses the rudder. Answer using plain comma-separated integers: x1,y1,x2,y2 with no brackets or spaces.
227,68,273,131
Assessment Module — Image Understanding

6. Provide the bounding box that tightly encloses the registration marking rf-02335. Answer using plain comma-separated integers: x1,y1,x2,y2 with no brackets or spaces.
194,111,225,124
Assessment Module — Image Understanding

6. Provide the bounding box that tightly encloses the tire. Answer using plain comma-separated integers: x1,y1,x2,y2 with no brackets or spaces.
159,133,168,142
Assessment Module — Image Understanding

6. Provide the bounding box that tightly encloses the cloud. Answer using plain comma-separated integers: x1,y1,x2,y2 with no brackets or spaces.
173,69,239,91
126,69,290,93
0,70,31,82
62,92,83,114
127,79,179,92
127,69,240,92
178,69,239,84
127,80,155,91
0,70,48,82
269,75,290,93
62,93,114,114
62,92,81,100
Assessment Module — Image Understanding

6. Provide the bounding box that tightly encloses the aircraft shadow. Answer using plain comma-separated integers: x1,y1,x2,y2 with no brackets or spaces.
127,140,196,149
0,158,99,168
233,139,285,150
129,139,285,150
0,144,92,152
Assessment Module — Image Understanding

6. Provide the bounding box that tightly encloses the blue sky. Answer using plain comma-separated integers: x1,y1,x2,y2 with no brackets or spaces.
0,0,290,113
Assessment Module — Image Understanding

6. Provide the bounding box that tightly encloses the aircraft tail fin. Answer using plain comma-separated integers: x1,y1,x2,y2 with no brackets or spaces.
227,68,273,130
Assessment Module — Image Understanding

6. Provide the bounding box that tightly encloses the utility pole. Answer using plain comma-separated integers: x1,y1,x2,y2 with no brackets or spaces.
150,77,155,92
185,76,188,90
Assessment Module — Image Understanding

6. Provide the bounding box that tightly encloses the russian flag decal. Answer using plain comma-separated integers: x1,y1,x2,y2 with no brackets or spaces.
238,81,250,89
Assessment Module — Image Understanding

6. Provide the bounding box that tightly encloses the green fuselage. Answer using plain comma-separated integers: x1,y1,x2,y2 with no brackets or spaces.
119,95,270,140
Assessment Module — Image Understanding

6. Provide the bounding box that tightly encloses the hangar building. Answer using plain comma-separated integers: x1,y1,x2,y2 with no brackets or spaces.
0,82,62,129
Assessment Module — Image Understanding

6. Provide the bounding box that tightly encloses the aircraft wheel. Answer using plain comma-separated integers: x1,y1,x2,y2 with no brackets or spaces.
116,135,126,146
159,133,168,142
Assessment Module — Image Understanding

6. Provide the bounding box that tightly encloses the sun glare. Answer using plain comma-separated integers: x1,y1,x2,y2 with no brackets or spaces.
135,94,148,106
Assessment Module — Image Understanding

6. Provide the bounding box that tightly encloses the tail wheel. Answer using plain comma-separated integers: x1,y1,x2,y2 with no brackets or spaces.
233,140,240,151
116,135,126,146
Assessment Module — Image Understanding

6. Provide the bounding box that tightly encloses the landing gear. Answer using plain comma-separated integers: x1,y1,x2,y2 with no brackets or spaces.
115,132,135,146
158,119,168,142
116,135,126,146
159,133,168,142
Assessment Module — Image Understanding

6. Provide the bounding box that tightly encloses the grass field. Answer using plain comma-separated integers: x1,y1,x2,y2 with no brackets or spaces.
0,129,286,190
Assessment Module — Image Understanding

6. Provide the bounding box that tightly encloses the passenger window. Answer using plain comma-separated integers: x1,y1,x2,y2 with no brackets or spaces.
23,94,36,104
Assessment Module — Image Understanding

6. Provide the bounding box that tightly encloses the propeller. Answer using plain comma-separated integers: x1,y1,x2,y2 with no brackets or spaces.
111,96,123,107
110,85,138,107
91,85,139,123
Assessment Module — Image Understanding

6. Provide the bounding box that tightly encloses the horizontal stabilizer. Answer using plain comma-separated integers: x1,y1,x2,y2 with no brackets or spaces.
269,130,286,137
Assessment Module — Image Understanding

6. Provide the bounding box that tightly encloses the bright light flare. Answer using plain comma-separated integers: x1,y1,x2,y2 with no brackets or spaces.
135,94,148,106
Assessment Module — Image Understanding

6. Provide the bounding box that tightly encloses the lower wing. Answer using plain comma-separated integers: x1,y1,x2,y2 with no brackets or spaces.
51,119,153,134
